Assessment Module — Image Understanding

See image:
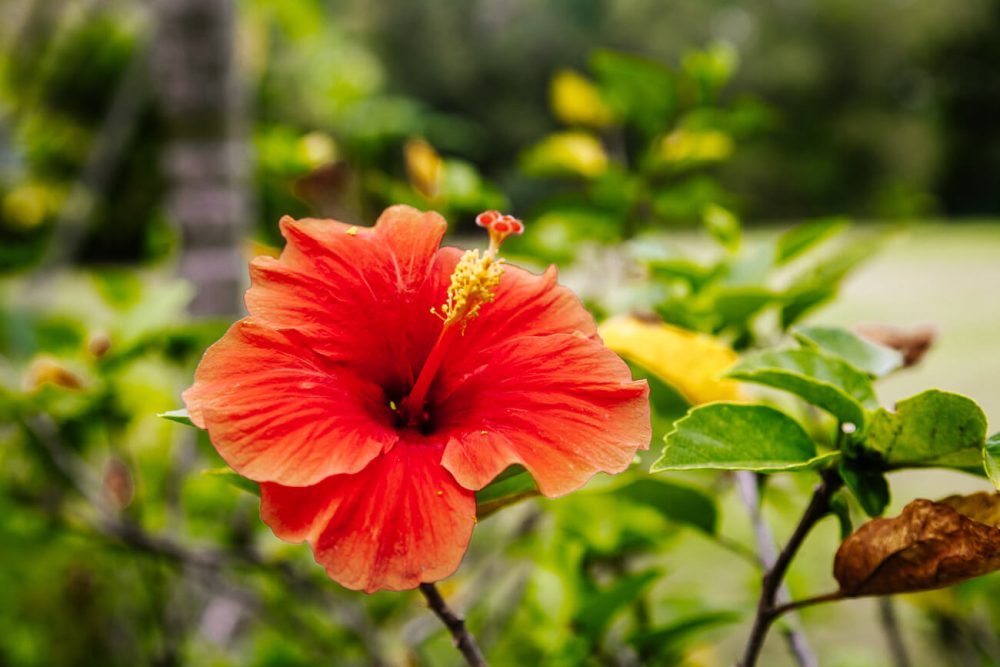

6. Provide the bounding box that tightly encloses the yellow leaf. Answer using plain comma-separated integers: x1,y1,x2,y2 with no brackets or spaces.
404,138,443,198
550,69,614,128
521,131,609,179
599,315,742,405
2,183,57,230
658,128,733,164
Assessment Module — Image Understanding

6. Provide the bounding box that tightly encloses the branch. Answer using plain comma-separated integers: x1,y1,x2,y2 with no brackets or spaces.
878,597,912,667
419,582,487,666
738,469,843,667
769,591,844,618
735,471,817,667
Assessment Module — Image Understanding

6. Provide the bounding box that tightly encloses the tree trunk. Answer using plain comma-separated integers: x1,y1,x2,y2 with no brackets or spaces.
152,0,249,317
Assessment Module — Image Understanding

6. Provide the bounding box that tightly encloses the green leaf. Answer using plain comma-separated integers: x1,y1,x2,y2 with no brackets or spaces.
608,478,717,534
475,465,539,519
573,570,659,638
794,326,903,378
982,433,1000,490
868,390,988,467
839,463,890,517
702,203,740,252
775,218,848,265
591,50,676,136
780,285,836,330
653,403,837,472
158,408,194,427
780,235,881,328
726,348,877,427
648,258,720,289
202,468,260,497
710,286,778,328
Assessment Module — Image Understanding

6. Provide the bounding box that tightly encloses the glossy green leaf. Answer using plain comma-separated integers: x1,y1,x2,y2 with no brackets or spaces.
868,390,988,466
608,478,717,534
775,218,848,265
476,465,539,519
726,348,877,427
983,433,1000,490
653,403,837,472
202,468,260,497
158,408,194,427
794,325,903,378
839,463,890,517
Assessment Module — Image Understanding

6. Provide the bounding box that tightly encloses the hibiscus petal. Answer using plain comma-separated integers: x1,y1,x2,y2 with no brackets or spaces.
183,319,397,486
245,205,447,389
437,332,651,497
260,439,476,593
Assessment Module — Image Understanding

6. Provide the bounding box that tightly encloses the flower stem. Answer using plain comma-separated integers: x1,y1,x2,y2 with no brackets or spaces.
739,468,843,667
419,582,487,666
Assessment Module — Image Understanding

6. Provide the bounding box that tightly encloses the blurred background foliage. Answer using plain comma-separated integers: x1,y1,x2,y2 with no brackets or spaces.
1,0,999,665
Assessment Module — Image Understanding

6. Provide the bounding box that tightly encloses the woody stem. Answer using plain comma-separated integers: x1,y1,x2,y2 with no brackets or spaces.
419,582,488,666
739,468,843,667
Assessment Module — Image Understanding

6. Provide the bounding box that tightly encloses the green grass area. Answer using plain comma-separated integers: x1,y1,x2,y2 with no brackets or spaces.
820,222,1000,424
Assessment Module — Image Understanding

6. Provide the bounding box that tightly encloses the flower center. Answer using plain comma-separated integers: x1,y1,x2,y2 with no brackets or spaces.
397,211,524,428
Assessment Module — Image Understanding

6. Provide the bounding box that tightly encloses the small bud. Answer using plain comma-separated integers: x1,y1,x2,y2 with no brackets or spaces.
103,457,135,510
87,331,112,359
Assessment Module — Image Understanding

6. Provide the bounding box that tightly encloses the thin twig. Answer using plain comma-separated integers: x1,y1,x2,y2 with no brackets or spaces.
769,591,844,618
879,597,912,667
738,469,843,667
419,582,488,666
735,471,818,667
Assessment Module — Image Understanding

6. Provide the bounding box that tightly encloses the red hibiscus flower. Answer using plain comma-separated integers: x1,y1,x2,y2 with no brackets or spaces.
183,205,650,593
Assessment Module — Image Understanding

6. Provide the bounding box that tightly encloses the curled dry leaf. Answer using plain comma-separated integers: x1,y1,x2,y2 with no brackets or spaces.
855,322,937,368
834,493,1000,597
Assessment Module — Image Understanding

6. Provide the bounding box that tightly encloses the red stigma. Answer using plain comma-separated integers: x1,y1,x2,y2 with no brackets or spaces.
475,210,502,228
477,211,525,252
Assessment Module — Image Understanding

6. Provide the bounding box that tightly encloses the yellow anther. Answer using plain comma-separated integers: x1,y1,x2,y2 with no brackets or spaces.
346,226,358,236
431,249,504,333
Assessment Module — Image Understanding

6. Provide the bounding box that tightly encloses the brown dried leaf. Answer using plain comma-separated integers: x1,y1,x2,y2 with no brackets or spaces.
855,322,937,368
834,493,1000,597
